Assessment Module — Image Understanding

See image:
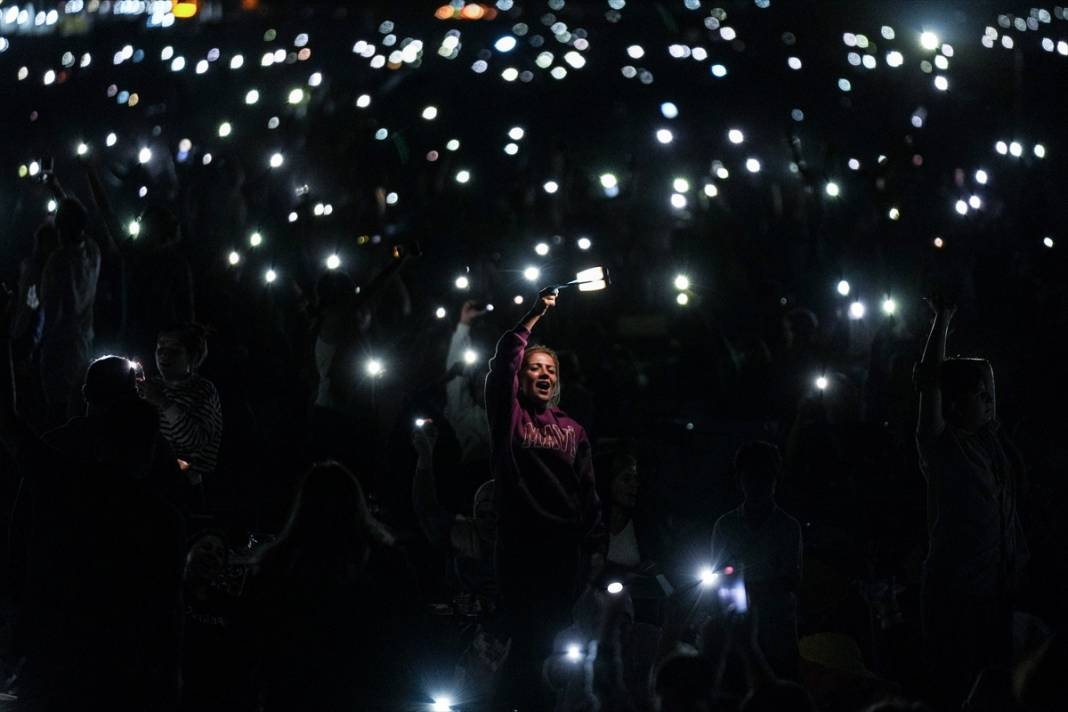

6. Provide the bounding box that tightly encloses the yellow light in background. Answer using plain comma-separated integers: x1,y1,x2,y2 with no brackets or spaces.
173,1,198,19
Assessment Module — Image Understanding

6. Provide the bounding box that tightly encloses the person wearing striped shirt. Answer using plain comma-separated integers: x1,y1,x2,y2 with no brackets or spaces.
141,324,222,505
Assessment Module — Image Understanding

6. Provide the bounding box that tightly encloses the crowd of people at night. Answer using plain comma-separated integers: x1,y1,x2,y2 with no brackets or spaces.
1,1,1067,711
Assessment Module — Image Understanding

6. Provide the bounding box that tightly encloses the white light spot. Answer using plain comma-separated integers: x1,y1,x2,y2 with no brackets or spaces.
825,181,840,197
454,275,470,290
848,301,866,319
421,105,438,120
455,170,471,184
836,280,851,296
676,292,690,306
745,158,761,173
534,242,550,256
955,200,968,215
577,237,592,250
543,180,559,194
670,193,687,209
656,128,674,144
523,266,541,282
886,50,904,67
1009,141,1023,157
138,147,152,164
245,89,260,104
920,32,940,51
265,269,277,284
674,274,690,290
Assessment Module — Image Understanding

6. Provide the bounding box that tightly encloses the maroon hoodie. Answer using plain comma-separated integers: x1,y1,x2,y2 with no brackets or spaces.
486,325,602,548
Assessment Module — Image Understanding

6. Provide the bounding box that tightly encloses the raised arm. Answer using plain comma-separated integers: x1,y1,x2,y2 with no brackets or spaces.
352,242,418,312
916,298,956,438
410,420,453,548
485,287,556,426
81,158,125,258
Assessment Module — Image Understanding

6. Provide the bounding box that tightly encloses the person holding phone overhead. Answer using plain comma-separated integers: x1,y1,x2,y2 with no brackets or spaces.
486,286,604,709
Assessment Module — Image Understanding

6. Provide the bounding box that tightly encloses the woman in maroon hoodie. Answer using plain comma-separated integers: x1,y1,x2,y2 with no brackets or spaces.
486,286,603,709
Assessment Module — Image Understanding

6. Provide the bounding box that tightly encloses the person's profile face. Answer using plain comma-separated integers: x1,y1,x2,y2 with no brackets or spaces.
952,380,995,431
610,460,639,510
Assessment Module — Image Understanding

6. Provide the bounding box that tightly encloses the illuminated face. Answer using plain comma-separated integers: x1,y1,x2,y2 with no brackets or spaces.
520,350,557,408
156,333,192,381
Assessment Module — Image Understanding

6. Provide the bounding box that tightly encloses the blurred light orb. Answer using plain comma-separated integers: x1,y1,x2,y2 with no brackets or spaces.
704,183,718,198
504,142,519,155
514,295,525,304
435,307,447,319
1034,144,1046,159
218,122,232,138
656,128,674,144
815,376,829,390
699,567,718,586
288,88,304,104
888,207,900,220
227,251,240,266
934,237,945,248
920,32,940,50
787,56,802,70
660,102,679,119
421,105,438,120
325,254,341,270
955,200,968,215
566,644,582,662
599,173,618,189
454,275,470,290
968,195,982,210
265,269,277,284
577,237,592,250
455,170,471,184
673,178,690,193
825,182,840,197
1043,237,1055,248
674,274,690,291
245,89,260,104
249,232,263,247
356,94,372,108
365,359,385,377
933,75,948,91
838,78,852,92
543,181,559,194
463,349,478,365
128,220,140,237
535,242,550,256
269,153,284,168
975,169,988,184
523,266,541,282
288,211,298,222
836,279,851,296
627,45,645,59
995,141,1008,155
494,35,517,52
886,50,904,67
882,297,897,315
106,133,118,147
670,193,688,209
710,64,727,77
848,301,866,319
676,292,690,306
848,158,861,170
138,147,152,164
76,143,89,156
230,54,244,69
728,129,744,144
508,126,525,141
745,158,761,173
446,139,461,151
1009,141,1023,157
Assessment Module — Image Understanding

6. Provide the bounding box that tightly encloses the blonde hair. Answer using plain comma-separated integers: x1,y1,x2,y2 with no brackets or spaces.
524,345,562,408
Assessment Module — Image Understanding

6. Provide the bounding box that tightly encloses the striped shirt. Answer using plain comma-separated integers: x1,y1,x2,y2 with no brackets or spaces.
158,375,223,486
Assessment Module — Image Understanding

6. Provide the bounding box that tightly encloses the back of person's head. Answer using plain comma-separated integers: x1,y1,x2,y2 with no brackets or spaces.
734,441,781,501
137,205,179,247
315,270,357,311
97,397,164,477
83,355,140,409
157,323,210,371
740,682,815,712
265,461,393,572
55,197,88,244
655,653,722,712
33,220,60,259
941,358,994,417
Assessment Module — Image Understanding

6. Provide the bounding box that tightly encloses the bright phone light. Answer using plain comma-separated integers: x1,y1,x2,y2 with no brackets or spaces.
366,359,385,377
76,142,89,156
848,301,866,319
431,696,453,712
249,232,263,247
882,297,897,315
836,279,850,296
699,567,719,586
577,237,592,250
920,32,940,51
435,306,447,319
454,275,470,290
825,181,840,197
227,251,240,266
815,375,829,390
269,152,284,168
523,266,541,282
415,418,427,428
566,644,582,662
325,254,341,270
674,274,690,291
676,293,690,306
575,266,605,283
463,349,478,365
138,147,152,164
606,581,624,595
264,269,277,284
535,242,550,256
